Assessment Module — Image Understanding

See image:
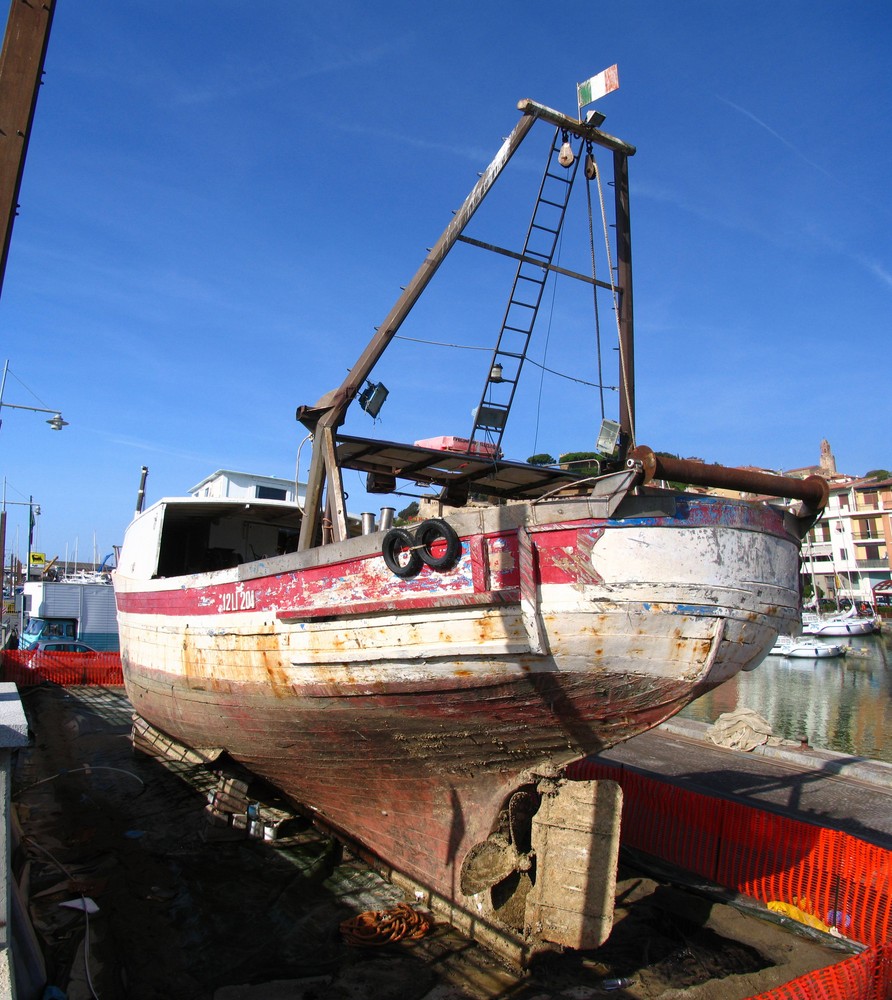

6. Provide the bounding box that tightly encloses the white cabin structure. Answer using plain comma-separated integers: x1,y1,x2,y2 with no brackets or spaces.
189,470,306,505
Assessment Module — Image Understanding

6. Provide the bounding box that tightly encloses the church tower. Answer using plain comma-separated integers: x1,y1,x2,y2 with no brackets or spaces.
819,439,837,477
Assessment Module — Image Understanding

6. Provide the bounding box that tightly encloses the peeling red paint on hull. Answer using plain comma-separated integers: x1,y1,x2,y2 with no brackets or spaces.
124,661,692,894
115,491,805,953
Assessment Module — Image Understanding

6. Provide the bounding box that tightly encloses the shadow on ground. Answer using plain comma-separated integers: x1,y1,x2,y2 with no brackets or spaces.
10,685,852,1000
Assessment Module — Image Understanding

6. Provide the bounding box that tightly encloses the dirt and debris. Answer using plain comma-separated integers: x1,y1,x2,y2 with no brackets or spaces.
10,684,855,999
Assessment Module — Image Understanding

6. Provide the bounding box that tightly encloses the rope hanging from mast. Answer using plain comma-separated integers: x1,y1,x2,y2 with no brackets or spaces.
584,143,606,420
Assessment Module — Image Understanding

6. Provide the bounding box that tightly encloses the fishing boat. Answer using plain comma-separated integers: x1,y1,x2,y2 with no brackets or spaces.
114,93,829,962
768,635,845,659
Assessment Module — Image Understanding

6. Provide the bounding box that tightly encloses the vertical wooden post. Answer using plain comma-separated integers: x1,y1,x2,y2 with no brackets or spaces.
613,150,634,453
0,0,56,296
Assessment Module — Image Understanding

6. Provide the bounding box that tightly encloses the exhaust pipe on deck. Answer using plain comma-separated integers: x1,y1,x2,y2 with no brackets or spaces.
627,446,829,512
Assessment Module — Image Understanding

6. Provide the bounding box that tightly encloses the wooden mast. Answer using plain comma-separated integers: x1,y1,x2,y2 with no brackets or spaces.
613,148,634,454
296,100,637,550
296,108,539,550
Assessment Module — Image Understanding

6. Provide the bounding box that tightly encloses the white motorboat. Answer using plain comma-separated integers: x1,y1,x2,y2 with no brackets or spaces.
769,636,846,659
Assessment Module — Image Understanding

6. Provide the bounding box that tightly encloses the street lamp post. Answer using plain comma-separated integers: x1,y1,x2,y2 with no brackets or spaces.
0,490,41,645
0,360,65,644
0,359,68,431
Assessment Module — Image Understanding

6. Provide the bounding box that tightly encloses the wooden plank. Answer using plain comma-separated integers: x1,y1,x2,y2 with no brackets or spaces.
0,0,56,292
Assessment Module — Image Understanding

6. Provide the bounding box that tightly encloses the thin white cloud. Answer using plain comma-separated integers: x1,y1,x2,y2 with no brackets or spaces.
171,36,414,107
717,96,835,180
718,95,890,225
332,117,493,164
101,432,217,465
857,255,892,289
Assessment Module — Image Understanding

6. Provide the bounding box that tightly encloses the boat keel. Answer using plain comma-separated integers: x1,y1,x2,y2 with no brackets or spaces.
130,713,624,967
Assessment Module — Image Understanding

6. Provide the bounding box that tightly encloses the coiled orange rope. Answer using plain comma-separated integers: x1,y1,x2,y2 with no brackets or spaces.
340,902,433,946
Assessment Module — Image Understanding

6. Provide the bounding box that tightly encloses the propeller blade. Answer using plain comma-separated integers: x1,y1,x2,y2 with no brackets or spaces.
459,834,518,895
508,789,537,854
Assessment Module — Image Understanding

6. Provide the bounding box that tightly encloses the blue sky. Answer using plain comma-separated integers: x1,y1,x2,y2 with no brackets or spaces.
1,1,889,566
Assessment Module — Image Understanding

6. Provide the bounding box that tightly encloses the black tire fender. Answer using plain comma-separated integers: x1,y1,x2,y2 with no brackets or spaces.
381,528,422,578
416,518,462,571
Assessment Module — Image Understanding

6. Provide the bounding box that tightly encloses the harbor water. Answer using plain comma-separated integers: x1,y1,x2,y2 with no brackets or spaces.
679,626,892,764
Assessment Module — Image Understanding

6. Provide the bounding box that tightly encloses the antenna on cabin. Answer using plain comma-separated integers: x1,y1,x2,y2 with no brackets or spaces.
135,466,149,517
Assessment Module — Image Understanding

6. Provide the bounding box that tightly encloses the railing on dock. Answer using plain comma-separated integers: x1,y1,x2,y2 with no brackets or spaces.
567,757,892,1000
0,649,124,686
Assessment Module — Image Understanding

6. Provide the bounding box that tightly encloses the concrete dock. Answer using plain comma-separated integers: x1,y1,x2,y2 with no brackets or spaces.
606,716,892,848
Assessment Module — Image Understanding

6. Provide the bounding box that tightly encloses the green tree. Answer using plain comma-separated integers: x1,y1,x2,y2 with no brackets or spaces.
559,451,601,475
526,453,556,466
655,451,689,491
865,469,891,481
395,501,419,525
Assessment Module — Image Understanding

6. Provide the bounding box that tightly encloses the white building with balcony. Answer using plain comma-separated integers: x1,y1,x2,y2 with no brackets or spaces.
801,476,892,606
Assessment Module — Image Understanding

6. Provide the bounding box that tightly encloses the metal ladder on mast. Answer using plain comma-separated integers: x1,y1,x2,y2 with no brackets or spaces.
468,130,582,454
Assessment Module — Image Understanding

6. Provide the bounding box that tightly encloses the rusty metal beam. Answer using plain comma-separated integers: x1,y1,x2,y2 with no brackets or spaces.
0,0,56,297
628,445,829,509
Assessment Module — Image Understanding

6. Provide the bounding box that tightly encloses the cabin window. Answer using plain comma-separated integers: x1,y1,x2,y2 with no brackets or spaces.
276,529,300,555
256,486,287,501
154,504,302,577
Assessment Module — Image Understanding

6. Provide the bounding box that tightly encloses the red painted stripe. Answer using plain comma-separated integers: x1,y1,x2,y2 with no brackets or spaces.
116,503,789,618
276,588,519,621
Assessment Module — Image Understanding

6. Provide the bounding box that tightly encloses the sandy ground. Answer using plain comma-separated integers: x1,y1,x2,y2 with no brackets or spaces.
9,684,857,1000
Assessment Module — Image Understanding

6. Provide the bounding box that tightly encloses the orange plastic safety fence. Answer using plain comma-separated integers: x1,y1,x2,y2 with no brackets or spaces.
1,649,124,686
566,760,892,999
749,944,892,1000
566,757,892,951
719,806,891,948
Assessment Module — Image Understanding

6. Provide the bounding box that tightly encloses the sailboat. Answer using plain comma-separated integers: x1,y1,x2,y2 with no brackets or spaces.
801,606,879,637
801,536,880,636
114,92,828,963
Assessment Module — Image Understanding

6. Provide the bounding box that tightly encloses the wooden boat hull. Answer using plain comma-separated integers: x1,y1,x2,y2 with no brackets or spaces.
115,489,803,949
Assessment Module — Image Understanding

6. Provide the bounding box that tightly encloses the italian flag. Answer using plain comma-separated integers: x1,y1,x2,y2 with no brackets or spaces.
577,65,619,108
